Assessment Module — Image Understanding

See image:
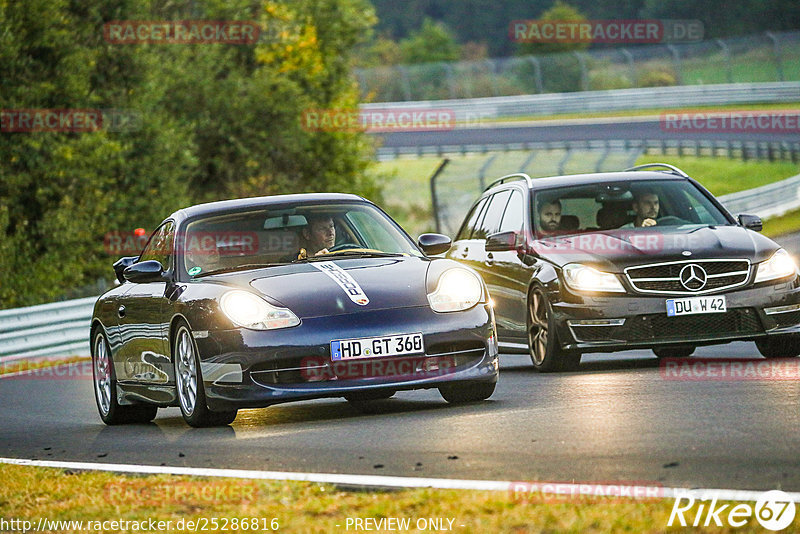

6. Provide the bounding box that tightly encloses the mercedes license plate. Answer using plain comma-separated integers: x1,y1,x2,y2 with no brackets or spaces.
666,295,726,317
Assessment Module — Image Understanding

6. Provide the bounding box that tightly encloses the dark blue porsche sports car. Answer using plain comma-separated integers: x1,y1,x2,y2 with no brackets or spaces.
91,193,498,427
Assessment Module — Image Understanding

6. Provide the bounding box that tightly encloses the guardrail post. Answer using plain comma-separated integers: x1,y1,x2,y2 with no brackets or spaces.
526,56,544,94
520,150,537,173
715,39,733,84
765,32,784,82
478,154,497,190
573,51,589,91
429,158,450,235
667,45,683,85
485,59,500,97
398,65,412,101
443,62,458,99
620,48,636,85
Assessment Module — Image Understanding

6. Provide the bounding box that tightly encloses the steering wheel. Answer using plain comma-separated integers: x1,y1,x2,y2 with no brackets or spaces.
328,242,362,252
656,215,690,226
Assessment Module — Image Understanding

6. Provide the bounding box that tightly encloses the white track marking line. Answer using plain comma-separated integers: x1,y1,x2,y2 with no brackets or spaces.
1,457,798,502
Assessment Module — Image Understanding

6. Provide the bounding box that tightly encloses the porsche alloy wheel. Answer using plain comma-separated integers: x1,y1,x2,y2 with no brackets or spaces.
527,287,580,372
92,329,157,425
94,333,113,416
174,322,237,427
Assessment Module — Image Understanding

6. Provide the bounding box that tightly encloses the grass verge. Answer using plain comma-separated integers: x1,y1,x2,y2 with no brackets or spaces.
0,463,788,533
763,207,800,239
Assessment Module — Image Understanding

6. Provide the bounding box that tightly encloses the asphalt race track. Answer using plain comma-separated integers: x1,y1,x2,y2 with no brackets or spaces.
373,116,798,151
1,233,800,491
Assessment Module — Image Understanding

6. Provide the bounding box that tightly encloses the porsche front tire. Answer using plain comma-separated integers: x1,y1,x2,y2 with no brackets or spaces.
173,321,237,427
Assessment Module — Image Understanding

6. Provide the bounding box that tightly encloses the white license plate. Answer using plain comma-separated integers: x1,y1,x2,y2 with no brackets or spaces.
331,333,424,361
666,295,727,317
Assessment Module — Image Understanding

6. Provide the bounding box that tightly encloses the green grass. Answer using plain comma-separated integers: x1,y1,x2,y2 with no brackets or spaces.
634,155,800,197
0,463,789,533
763,206,800,238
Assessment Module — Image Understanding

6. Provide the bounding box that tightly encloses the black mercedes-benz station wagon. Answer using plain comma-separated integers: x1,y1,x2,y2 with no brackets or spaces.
448,163,800,371
91,193,498,427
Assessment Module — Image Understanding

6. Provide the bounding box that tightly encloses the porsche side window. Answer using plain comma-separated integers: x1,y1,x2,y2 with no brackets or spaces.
456,197,487,241
498,190,524,233
139,221,175,270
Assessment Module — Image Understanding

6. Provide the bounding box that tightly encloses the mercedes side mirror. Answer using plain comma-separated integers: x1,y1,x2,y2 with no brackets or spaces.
738,214,762,232
485,231,521,252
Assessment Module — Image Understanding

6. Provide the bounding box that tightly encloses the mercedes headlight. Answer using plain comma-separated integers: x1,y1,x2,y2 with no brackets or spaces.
428,268,483,312
563,264,626,293
220,290,300,330
755,249,797,284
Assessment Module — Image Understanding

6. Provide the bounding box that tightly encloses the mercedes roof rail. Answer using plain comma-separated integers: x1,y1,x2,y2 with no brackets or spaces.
484,173,534,192
624,163,689,178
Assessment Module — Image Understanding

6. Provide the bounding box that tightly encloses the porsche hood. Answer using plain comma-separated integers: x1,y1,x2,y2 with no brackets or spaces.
248,257,432,318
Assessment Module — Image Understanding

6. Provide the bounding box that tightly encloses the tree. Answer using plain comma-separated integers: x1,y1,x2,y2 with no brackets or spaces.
399,18,460,64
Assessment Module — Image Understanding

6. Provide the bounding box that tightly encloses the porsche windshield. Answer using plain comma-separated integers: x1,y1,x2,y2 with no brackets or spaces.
182,202,421,277
533,179,731,238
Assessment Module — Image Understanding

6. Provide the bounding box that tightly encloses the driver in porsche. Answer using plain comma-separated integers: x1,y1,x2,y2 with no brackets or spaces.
298,214,336,258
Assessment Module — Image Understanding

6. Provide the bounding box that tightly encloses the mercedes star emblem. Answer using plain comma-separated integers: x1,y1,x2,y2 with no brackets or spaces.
679,264,707,291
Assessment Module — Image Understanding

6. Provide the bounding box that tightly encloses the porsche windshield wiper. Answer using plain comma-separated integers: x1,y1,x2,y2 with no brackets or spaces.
192,263,284,277
294,251,405,262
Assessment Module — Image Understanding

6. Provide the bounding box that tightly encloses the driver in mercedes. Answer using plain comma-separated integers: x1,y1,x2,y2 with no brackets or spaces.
622,190,660,228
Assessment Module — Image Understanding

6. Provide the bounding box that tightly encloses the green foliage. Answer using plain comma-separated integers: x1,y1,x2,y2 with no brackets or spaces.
515,1,590,56
399,18,460,64
0,0,383,308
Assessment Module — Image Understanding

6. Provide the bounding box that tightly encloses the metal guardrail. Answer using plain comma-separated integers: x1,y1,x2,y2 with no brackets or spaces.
0,296,95,363
379,138,800,162
719,173,800,219
363,81,800,122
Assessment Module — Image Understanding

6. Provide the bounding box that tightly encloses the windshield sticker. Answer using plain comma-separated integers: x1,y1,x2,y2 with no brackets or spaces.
188,266,202,276
312,262,369,306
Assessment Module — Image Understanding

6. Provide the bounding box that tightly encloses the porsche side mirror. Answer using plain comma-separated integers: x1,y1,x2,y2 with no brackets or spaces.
417,233,452,255
113,256,139,283
123,260,165,283
738,214,762,232
485,231,521,252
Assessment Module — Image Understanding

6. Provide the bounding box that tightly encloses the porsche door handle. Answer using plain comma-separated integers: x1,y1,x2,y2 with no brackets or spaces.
118,305,126,318
461,247,469,258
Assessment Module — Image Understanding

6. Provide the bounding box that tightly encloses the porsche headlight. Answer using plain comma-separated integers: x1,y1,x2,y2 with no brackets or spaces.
220,290,300,330
428,268,483,312
755,249,797,284
563,264,626,293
